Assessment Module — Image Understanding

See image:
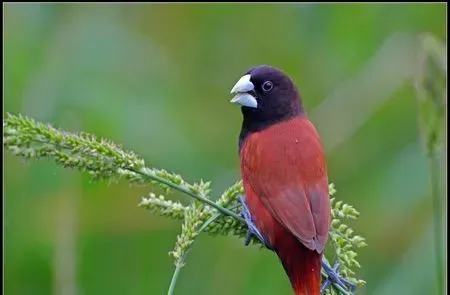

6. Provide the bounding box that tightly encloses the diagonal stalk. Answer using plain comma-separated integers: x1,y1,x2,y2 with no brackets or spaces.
130,167,245,223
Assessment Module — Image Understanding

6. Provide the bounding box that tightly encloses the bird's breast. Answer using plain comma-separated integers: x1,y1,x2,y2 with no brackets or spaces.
239,117,327,185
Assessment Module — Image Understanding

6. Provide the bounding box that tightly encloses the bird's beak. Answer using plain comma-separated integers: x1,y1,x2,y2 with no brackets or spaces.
230,74,258,108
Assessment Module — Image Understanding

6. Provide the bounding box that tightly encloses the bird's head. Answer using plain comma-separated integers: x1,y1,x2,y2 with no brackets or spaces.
230,65,304,131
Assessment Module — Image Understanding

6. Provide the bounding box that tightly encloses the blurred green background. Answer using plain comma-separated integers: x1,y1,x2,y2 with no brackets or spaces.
4,3,446,295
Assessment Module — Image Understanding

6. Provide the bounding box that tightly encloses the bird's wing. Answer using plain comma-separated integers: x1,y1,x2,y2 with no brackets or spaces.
241,118,330,253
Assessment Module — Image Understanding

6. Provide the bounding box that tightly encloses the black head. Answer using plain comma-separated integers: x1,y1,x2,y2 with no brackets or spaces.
230,65,304,148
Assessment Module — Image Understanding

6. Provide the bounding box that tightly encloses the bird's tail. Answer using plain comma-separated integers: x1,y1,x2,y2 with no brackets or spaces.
277,236,322,295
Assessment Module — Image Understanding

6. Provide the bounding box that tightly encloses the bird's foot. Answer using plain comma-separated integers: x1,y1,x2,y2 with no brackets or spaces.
321,262,357,294
238,196,274,251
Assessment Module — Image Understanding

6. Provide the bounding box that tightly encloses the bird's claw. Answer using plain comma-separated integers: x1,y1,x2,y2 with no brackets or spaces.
321,262,357,293
238,196,273,250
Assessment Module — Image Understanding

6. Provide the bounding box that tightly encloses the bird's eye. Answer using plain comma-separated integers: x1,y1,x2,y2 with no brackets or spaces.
262,81,273,92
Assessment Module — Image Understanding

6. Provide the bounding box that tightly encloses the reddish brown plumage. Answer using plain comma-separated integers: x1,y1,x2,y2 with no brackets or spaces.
231,65,331,294
240,117,330,295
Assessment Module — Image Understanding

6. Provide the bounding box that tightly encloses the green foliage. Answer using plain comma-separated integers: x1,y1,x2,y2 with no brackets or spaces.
3,113,366,294
413,33,446,295
170,201,206,266
414,33,446,156
3,113,145,180
329,188,367,287
139,193,188,220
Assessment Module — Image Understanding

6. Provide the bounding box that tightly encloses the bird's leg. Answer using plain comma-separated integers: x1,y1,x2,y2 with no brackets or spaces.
238,196,274,251
320,261,357,293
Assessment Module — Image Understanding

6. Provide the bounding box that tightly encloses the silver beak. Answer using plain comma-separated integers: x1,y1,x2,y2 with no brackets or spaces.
229,74,258,108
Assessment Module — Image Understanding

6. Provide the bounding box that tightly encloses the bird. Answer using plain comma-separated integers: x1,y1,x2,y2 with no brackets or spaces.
230,65,331,295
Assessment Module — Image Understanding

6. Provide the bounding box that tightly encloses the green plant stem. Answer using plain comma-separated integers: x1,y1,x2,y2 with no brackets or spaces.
130,168,245,223
167,213,222,295
167,255,187,295
429,151,443,295
3,113,366,295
